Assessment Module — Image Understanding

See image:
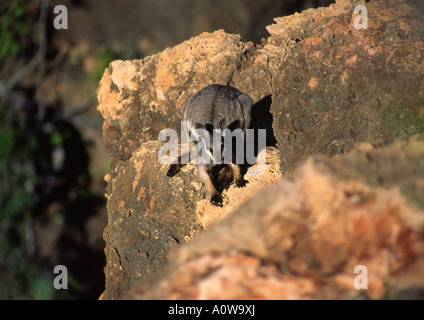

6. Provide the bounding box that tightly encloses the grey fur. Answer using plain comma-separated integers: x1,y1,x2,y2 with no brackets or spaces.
184,84,252,139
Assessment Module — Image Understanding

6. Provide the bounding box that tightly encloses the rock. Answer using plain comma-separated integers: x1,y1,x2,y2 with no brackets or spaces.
97,30,252,161
127,136,424,300
264,0,424,172
101,142,281,299
98,29,280,299
101,141,202,298
195,147,282,229
97,0,424,299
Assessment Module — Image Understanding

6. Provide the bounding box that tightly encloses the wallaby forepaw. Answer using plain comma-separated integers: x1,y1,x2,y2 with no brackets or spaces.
210,194,224,207
235,179,248,188
167,164,179,177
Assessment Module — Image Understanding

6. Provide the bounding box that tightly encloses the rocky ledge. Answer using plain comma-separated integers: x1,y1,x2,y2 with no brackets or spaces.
97,0,424,299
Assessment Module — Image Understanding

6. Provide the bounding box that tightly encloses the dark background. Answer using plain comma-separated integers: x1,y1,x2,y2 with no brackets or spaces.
0,0,334,299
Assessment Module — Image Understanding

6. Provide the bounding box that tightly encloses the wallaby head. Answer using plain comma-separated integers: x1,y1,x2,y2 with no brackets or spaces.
167,84,253,206
185,84,251,136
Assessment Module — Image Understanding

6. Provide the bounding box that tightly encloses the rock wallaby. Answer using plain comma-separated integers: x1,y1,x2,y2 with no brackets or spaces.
167,84,253,206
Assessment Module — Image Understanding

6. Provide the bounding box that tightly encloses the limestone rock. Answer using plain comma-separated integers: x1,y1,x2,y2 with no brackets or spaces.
127,137,424,300
102,141,201,298
97,30,252,161
265,0,424,172
101,140,282,299
97,0,424,299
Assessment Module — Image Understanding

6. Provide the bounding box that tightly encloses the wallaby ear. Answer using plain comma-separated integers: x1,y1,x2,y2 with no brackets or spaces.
218,118,227,130
227,120,241,131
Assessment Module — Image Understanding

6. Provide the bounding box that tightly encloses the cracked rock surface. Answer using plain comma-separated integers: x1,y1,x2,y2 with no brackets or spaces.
127,137,424,300
98,0,424,299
